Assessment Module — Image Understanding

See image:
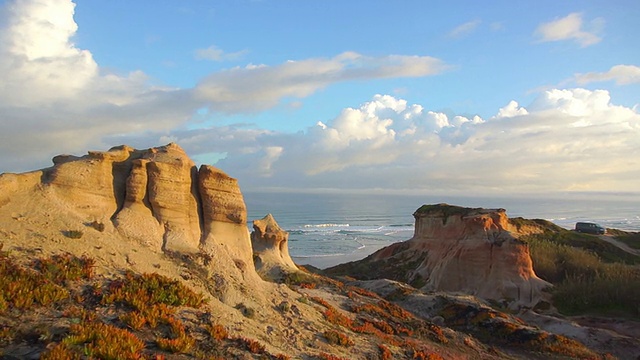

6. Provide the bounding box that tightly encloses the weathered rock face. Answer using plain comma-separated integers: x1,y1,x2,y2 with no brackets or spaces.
198,164,254,279
45,145,138,220
1,143,250,258
251,214,297,278
410,205,550,308
326,204,550,308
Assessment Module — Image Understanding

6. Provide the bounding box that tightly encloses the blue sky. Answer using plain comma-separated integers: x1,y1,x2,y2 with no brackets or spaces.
0,0,639,195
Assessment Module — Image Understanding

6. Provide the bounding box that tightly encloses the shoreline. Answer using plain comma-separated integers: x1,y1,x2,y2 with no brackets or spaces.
292,243,388,269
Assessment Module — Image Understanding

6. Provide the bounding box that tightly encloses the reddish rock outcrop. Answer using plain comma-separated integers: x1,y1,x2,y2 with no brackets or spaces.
251,214,297,278
326,204,550,308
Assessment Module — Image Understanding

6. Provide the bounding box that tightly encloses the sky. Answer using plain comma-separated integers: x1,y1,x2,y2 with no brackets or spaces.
0,0,639,195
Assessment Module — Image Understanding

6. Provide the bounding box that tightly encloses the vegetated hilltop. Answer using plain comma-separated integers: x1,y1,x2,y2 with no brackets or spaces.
0,144,636,359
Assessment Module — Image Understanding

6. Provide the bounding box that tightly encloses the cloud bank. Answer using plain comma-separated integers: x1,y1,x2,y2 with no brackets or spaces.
0,0,446,171
1,0,638,196
162,90,640,194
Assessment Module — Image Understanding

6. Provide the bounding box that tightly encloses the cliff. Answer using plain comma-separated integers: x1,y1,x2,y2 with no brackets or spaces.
326,204,551,308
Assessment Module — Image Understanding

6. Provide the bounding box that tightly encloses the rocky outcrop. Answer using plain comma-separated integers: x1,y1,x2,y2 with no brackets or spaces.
251,214,297,278
326,204,550,308
0,143,250,258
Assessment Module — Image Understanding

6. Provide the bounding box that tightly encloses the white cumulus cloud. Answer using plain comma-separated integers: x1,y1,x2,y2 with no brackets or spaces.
197,90,637,194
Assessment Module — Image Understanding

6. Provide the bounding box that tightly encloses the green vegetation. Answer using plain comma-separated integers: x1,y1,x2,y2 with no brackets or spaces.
610,230,640,250
526,229,640,264
516,220,640,318
56,321,145,360
101,271,206,309
414,203,485,220
0,250,94,312
437,301,600,359
0,246,291,359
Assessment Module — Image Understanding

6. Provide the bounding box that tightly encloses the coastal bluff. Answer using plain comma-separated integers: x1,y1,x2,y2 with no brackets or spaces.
0,145,632,359
326,204,551,308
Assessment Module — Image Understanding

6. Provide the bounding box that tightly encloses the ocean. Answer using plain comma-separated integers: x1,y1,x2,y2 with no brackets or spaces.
244,191,640,264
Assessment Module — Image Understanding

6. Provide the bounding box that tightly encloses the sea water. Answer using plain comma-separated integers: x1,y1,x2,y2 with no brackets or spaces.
244,191,640,260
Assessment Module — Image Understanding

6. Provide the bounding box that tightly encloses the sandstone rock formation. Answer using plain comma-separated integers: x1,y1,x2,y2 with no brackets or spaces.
0,143,260,299
251,214,297,278
326,204,551,308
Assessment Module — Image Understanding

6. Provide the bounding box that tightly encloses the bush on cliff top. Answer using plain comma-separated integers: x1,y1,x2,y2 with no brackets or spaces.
414,204,484,218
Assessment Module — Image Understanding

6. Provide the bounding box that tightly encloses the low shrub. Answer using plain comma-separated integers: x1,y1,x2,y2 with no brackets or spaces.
347,286,378,298
40,343,80,360
0,253,72,311
283,271,317,287
310,296,331,308
379,344,393,360
206,323,228,341
101,271,206,310
61,321,145,360
33,253,95,283
119,311,147,330
156,316,194,354
276,301,291,313
323,329,354,347
236,337,266,354
322,306,353,328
